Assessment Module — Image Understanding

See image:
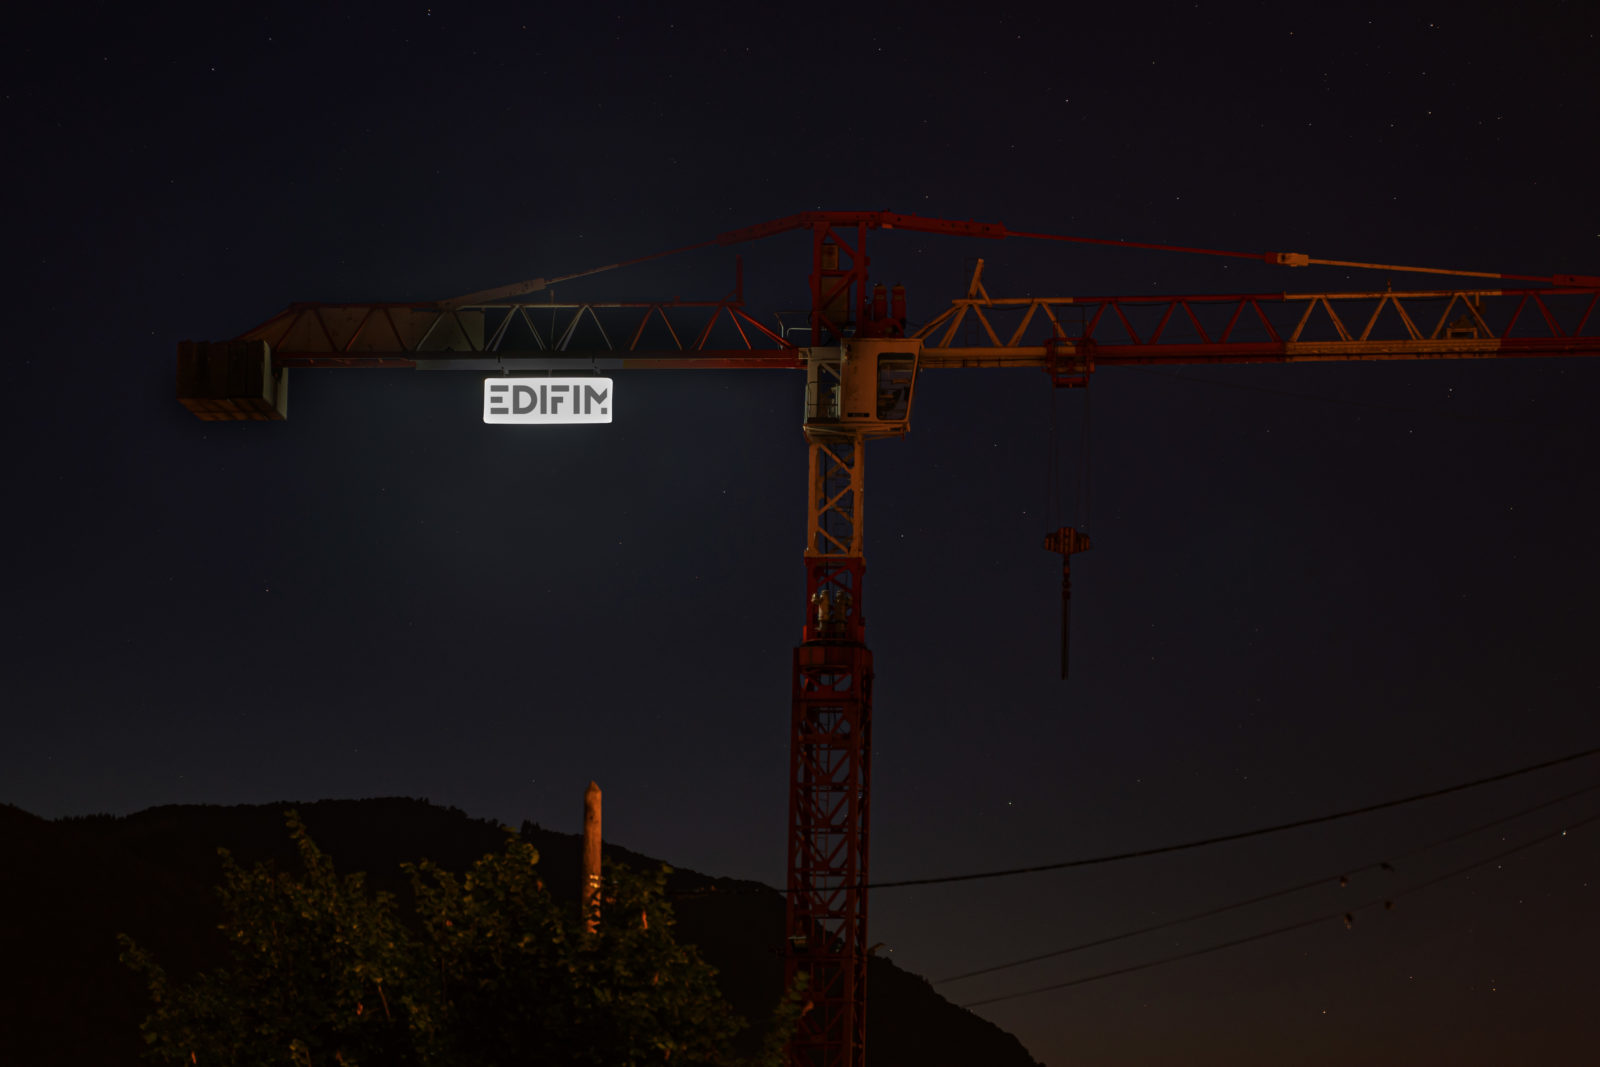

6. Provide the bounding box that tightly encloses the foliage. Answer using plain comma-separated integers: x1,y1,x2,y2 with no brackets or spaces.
119,813,431,1067
120,812,801,1067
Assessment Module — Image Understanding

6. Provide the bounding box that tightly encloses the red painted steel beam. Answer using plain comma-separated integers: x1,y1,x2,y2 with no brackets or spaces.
788,557,872,1067
709,211,1599,287
716,210,1007,246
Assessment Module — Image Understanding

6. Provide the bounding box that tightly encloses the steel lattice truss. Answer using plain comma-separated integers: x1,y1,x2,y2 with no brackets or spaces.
788,640,873,1067
915,271,1600,370
226,284,1598,374
238,296,798,369
807,440,864,558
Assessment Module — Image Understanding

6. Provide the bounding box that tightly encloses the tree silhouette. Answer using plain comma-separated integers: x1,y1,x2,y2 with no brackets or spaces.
120,812,801,1067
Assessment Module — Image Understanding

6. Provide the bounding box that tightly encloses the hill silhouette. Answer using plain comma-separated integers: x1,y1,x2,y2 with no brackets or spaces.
0,798,1041,1066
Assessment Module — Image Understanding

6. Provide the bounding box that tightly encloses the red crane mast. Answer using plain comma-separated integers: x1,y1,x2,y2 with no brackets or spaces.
176,211,1600,1067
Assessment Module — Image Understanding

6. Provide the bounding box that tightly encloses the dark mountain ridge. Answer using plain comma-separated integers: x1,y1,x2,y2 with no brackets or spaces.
0,798,1041,1066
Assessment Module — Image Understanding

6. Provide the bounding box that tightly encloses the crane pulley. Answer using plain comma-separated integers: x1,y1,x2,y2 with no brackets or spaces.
174,211,1600,1067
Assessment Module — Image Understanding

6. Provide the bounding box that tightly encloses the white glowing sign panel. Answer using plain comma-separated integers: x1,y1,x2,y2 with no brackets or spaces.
483,377,613,424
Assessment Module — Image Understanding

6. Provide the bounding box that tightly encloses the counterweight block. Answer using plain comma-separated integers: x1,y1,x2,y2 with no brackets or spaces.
176,340,288,421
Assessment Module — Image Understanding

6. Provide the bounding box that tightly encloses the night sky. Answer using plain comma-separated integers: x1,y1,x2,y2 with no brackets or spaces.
8,2,1600,1064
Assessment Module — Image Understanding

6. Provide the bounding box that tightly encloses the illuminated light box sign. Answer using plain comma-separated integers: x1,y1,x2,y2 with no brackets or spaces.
483,377,613,424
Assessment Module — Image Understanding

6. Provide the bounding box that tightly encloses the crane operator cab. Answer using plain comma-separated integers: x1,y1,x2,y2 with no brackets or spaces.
803,338,922,440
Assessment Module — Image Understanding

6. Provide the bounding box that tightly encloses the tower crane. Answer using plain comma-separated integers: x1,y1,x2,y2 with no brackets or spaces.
175,210,1600,1067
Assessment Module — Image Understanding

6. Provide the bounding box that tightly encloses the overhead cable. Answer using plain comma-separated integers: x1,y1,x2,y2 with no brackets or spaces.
937,779,1600,984
959,808,1600,1008
670,744,1600,900
869,743,1600,891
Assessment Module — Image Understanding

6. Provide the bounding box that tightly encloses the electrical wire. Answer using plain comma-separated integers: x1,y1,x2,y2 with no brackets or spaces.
936,779,1600,984
868,743,1600,891
959,807,1600,1008
668,743,1600,900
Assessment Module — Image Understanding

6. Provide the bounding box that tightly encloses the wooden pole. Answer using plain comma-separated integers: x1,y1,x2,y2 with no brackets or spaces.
582,780,602,934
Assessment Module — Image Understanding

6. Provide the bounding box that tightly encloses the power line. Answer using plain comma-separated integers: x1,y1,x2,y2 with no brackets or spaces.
869,743,1600,891
959,807,1600,1009
936,779,1600,985
668,744,1600,900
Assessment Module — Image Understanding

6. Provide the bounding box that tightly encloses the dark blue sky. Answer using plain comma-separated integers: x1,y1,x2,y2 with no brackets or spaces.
7,2,1599,1063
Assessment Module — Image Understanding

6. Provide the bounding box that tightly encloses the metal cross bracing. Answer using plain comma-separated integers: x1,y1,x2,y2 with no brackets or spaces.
789,558,872,1067
914,266,1600,371
197,282,1600,376
174,210,1600,1067
226,291,799,370
790,402,875,1065
806,438,865,558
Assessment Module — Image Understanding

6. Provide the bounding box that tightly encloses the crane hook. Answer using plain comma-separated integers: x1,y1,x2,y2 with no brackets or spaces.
1044,527,1091,680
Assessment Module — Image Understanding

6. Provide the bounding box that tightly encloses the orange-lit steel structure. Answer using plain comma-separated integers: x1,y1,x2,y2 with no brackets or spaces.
176,211,1600,1067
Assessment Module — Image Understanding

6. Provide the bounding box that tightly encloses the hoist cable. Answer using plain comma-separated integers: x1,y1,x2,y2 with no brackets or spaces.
1080,378,1093,532
1045,386,1061,533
